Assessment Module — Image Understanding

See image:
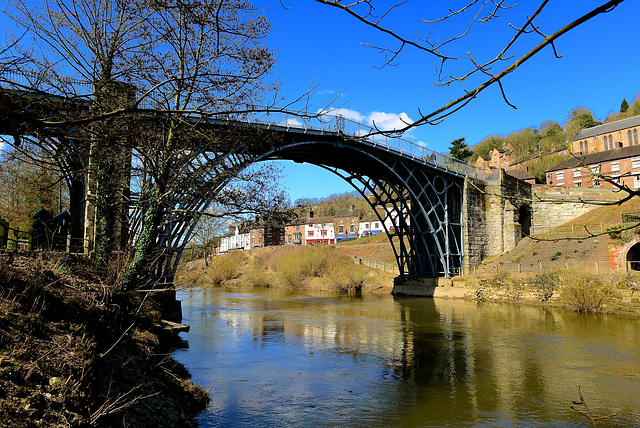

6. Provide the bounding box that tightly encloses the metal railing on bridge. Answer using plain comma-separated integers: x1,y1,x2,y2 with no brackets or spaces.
1,69,489,179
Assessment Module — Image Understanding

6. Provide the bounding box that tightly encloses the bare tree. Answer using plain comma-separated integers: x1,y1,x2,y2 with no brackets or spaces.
2,0,286,291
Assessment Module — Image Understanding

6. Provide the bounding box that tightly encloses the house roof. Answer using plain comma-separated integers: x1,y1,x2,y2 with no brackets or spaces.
334,209,356,217
506,167,535,181
571,115,640,141
306,216,334,225
546,144,640,172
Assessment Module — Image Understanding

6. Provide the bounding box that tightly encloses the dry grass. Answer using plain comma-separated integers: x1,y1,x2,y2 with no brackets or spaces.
0,251,209,427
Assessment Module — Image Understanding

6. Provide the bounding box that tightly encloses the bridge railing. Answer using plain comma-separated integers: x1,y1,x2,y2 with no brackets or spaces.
1,69,490,178
238,109,487,178
0,69,94,97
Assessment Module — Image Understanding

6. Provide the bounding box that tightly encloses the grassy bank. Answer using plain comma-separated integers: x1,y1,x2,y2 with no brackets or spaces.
176,245,395,294
462,270,640,315
0,252,209,427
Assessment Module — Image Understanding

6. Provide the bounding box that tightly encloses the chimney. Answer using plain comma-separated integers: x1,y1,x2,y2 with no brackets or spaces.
308,209,314,219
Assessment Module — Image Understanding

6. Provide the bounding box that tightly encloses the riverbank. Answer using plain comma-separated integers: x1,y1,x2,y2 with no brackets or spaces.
0,252,209,427
178,245,640,317
177,245,396,295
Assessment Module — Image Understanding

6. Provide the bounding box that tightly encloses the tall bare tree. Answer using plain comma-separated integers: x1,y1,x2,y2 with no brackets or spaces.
2,0,286,291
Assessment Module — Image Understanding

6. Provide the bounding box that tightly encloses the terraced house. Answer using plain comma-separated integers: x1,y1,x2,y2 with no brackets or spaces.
546,116,640,188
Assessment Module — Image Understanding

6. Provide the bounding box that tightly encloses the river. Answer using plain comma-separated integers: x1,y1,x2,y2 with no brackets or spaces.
173,286,640,427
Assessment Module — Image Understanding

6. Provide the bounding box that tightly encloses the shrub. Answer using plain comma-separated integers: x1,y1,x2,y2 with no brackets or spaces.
205,251,249,284
529,273,559,302
560,273,615,313
328,264,368,293
244,269,273,288
550,251,562,261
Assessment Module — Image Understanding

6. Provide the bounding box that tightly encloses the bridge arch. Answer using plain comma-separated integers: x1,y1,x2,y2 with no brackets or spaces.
625,242,640,271
244,137,466,278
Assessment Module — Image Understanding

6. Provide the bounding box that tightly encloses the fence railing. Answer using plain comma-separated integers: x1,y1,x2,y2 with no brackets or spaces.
0,218,86,253
529,223,606,239
470,260,640,275
353,256,398,273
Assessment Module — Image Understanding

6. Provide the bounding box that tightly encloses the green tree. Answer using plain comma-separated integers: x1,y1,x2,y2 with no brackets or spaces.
621,98,629,113
471,135,505,162
565,106,602,136
448,137,473,161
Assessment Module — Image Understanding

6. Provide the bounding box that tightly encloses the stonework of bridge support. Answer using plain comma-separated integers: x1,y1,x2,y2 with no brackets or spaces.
462,169,532,276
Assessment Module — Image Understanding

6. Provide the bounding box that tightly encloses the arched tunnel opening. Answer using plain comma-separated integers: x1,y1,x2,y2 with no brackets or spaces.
518,204,531,237
626,242,640,271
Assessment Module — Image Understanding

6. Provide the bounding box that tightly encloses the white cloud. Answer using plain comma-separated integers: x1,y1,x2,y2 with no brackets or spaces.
317,107,365,123
367,111,413,132
286,118,303,127
317,89,337,95
417,140,428,148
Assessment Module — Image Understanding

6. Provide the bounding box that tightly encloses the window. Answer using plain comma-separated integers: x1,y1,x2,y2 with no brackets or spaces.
574,181,582,187
350,225,355,233
611,162,620,172
604,135,608,151
307,231,314,237
573,168,581,177
633,158,640,169
629,130,633,146
374,222,380,229
580,141,584,153
339,225,343,233
556,171,564,180
635,129,639,146
634,175,640,188
321,230,327,236
609,134,614,148
585,141,589,154
612,175,621,185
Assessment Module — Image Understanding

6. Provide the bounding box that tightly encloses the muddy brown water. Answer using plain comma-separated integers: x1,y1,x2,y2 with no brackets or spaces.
173,286,640,427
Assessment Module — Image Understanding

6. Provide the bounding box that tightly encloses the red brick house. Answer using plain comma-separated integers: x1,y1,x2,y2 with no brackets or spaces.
570,116,640,155
546,144,640,188
475,147,517,169
547,116,640,188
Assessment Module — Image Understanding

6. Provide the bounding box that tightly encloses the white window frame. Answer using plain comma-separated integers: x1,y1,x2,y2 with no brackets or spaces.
556,171,564,180
611,162,620,172
632,158,640,169
573,168,581,177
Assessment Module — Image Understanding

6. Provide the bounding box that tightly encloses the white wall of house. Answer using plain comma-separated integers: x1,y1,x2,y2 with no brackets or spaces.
358,219,385,236
219,228,250,252
304,222,335,244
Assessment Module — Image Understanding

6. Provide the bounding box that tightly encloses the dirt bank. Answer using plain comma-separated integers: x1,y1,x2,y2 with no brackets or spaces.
0,252,209,427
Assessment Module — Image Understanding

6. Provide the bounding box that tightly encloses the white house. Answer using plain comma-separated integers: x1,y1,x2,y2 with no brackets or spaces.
358,215,385,237
219,226,250,253
304,217,336,245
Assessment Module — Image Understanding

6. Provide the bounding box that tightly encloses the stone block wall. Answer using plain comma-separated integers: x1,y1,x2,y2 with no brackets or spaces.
463,170,532,274
531,185,623,230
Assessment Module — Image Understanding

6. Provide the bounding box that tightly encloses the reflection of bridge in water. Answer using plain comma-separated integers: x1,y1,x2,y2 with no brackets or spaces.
1,72,536,288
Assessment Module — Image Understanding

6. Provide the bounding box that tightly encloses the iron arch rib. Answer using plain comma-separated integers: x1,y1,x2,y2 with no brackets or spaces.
256,138,465,277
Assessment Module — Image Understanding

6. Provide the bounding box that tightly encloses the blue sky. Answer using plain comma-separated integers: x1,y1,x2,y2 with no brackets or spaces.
254,0,640,202
2,1,639,204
